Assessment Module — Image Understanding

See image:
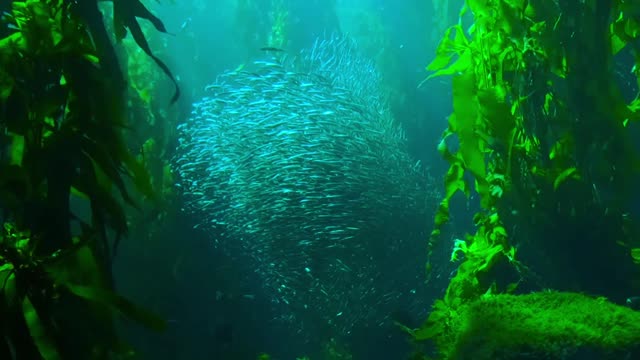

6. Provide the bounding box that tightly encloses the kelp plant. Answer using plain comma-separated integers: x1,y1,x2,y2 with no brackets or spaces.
0,0,178,359
414,0,640,359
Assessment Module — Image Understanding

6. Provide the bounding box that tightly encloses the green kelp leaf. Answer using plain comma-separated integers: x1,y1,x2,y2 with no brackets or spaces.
611,33,626,55
530,21,546,34
72,157,129,237
63,284,166,332
0,264,17,308
70,186,89,200
432,161,469,248
543,92,553,115
426,25,472,80
553,167,580,190
51,30,63,47
549,135,574,161
429,50,472,80
45,241,165,335
22,296,62,360
624,17,640,39
8,133,24,166
458,132,487,184
77,136,137,209
0,263,12,275
0,32,27,57
122,152,156,201
112,0,179,103
83,53,99,63
471,242,505,273
412,322,441,342
451,238,469,262
393,321,416,337
628,98,640,123
412,300,449,341
610,11,639,55
427,26,457,71
115,0,169,34
549,142,560,160
631,248,640,264
451,73,484,177
477,87,514,145
434,200,450,227
489,226,507,242
47,238,103,289
444,162,469,199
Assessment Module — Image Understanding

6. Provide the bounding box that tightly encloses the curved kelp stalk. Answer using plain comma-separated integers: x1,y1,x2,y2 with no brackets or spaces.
0,1,172,359
110,0,180,104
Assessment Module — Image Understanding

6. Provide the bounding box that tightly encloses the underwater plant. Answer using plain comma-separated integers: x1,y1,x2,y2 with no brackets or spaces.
414,0,640,358
0,0,178,358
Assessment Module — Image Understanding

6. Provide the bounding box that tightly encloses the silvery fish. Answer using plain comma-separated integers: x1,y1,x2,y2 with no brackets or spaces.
172,34,440,340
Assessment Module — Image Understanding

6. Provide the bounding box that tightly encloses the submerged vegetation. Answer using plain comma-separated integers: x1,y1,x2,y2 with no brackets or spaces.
0,0,178,358
416,0,640,358
5,0,640,358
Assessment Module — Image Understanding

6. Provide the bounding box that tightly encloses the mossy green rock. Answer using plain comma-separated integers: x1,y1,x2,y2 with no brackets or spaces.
425,291,640,359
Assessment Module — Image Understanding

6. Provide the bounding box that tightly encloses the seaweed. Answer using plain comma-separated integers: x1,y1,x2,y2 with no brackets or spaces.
0,0,176,358
415,0,640,358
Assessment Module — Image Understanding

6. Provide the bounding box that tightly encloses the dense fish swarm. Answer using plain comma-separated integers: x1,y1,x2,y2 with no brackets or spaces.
174,35,439,338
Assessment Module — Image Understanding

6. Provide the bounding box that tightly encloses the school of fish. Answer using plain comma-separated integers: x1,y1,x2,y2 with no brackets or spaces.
173,34,439,338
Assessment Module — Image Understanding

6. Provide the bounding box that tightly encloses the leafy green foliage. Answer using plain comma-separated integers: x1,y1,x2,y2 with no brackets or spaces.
420,0,640,357
22,296,61,360
0,0,174,358
423,0,524,294
111,0,180,103
425,0,640,295
0,222,165,359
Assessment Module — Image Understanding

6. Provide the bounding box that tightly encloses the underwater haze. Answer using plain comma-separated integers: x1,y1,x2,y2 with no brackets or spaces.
113,0,462,359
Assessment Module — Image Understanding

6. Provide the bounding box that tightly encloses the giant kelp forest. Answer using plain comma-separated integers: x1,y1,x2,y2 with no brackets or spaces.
411,0,640,359
0,0,177,358
3,0,640,360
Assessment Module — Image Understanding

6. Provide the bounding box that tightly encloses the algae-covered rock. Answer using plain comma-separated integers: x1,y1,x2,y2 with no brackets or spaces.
417,291,640,359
